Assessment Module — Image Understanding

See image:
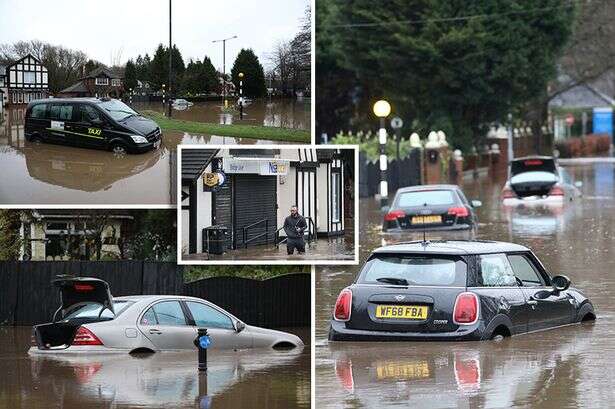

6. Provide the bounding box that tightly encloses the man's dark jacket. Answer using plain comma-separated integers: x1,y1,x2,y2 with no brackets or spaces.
284,214,307,238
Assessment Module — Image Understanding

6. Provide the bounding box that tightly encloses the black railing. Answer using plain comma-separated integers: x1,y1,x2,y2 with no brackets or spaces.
242,218,270,249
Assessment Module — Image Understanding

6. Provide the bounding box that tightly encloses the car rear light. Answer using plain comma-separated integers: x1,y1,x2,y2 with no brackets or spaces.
72,326,104,346
384,210,405,221
501,187,516,199
549,185,564,196
447,207,469,217
453,292,479,325
333,288,352,321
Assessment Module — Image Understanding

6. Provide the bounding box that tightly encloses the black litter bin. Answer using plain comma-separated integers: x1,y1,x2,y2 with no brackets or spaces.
203,226,228,254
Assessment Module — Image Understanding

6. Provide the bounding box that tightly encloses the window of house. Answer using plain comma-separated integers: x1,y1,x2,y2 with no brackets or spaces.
95,77,109,86
332,172,341,222
111,79,121,87
24,72,35,84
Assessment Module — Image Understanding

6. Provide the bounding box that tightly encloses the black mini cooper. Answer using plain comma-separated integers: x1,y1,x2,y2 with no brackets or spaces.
329,240,595,341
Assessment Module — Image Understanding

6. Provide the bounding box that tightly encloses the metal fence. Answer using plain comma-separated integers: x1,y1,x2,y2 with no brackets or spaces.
359,149,422,198
184,274,310,328
0,262,310,328
0,261,182,326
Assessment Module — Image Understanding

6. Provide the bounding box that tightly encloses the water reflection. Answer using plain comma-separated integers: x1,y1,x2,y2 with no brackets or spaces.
0,104,291,205
135,98,310,131
0,326,310,409
316,162,615,408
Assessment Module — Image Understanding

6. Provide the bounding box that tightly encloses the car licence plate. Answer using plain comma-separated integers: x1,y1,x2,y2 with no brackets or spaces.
375,305,429,319
411,215,442,224
376,361,431,380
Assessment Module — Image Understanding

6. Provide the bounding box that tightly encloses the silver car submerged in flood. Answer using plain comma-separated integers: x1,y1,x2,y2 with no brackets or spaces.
29,277,303,354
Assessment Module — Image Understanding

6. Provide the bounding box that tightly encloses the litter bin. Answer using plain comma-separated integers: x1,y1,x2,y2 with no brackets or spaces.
203,226,228,254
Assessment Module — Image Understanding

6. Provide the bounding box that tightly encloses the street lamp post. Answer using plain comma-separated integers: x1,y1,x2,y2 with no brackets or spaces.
212,35,238,108
168,0,173,118
238,72,244,119
373,100,391,209
162,84,166,109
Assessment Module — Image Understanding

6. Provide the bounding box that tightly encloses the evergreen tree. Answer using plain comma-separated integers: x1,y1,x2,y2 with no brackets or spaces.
124,59,138,91
231,48,267,98
317,0,576,150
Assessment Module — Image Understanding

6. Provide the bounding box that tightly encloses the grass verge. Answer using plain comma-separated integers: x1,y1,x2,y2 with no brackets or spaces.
143,110,310,143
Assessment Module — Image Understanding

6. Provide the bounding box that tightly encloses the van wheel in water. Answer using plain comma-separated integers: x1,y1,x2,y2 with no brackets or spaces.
110,143,128,155
31,135,43,144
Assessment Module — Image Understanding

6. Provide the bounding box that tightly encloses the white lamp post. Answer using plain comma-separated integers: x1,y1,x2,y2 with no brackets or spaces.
373,100,391,209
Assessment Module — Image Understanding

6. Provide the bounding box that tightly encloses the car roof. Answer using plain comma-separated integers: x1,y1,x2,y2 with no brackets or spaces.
372,240,530,255
28,97,111,105
395,184,461,194
112,294,204,302
510,155,555,163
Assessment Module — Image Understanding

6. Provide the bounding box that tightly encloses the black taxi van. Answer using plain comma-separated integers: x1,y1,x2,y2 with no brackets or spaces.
25,98,161,154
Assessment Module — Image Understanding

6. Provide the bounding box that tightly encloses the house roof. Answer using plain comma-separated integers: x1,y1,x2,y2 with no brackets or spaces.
549,83,615,108
81,66,122,80
6,53,42,69
182,149,220,180
58,80,89,94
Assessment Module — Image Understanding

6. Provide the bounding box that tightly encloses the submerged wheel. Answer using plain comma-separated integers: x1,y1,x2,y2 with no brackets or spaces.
110,143,128,155
30,135,43,144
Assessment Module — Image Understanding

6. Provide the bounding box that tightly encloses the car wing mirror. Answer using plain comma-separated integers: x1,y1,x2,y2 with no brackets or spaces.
382,205,390,213
471,200,482,208
551,275,571,293
236,321,246,333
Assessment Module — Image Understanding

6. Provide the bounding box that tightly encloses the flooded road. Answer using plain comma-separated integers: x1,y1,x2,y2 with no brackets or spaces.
184,236,355,262
316,161,615,408
0,102,301,205
136,98,311,131
0,326,310,409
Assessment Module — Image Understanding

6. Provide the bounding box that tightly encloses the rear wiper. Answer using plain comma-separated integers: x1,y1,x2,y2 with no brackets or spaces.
376,277,409,286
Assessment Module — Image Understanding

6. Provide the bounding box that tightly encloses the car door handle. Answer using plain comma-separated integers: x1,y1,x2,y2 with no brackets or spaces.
149,328,162,335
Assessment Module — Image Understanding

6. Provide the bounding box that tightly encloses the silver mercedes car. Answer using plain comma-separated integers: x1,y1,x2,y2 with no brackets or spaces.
29,277,303,354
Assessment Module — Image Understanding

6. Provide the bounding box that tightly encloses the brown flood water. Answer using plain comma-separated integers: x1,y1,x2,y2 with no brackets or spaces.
0,326,310,409
184,236,355,262
0,99,307,205
316,161,615,408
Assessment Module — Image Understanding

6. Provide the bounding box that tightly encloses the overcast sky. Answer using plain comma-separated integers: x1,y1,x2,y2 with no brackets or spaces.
0,0,308,71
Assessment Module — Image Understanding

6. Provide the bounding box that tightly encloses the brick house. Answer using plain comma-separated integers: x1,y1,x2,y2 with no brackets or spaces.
58,66,124,98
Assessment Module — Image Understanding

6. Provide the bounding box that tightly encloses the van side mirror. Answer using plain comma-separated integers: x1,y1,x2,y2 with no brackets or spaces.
552,275,571,292
236,321,246,333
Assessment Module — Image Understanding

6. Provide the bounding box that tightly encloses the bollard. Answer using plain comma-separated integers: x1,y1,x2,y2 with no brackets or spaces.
194,328,211,371
239,101,243,119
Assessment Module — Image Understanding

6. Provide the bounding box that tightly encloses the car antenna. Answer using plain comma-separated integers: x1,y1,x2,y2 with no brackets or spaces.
421,202,428,246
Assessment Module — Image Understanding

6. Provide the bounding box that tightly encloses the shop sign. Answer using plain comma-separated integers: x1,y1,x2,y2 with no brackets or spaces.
223,158,289,175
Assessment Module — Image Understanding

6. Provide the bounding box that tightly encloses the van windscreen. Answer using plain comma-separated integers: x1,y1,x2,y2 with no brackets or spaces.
98,100,139,121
